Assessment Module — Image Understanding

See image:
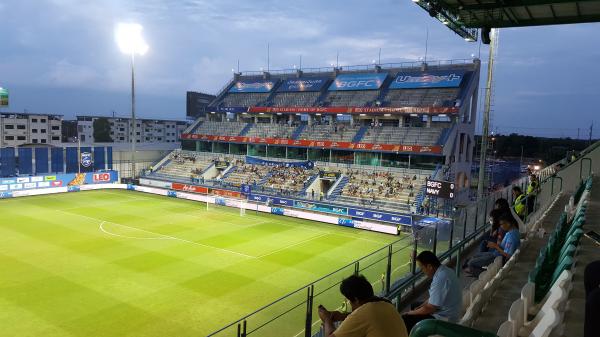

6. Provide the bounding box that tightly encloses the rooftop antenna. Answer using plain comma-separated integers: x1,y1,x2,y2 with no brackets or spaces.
378,48,382,65
267,43,270,72
299,55,302,71
336,50,339,68
237,59,240,73
424,26,429,63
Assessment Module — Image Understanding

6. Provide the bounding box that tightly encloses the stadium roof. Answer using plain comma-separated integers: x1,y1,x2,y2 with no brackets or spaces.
415,0,600,41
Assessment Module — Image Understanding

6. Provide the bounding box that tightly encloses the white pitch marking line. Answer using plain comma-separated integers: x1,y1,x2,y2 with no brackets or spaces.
100,220,256,259
56,209,256,259
99,221,169,240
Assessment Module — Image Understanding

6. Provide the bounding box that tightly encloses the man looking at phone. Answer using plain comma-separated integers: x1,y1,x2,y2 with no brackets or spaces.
318,274,408,337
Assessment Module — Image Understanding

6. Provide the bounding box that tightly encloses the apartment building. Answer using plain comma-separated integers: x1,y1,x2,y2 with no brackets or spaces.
76,116,189,144
0,112,62,147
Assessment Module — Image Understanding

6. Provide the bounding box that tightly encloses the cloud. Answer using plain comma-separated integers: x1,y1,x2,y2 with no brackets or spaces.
42,60,100,87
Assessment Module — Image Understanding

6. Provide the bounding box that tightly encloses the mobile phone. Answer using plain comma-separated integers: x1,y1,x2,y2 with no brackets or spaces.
584,230,600,246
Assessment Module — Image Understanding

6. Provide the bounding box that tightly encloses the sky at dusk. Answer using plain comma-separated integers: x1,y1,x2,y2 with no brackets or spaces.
1,0,599,138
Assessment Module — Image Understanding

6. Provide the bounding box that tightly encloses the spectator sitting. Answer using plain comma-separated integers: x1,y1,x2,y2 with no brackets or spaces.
479,208,506,253
402,251,462,333
318,274,408,337
467,213,520,276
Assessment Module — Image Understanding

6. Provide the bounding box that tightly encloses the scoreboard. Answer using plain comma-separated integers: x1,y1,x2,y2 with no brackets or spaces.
425,179,455,199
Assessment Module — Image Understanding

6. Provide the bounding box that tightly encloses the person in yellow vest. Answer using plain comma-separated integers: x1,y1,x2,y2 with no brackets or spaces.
526,174,539,214
512,186,526,220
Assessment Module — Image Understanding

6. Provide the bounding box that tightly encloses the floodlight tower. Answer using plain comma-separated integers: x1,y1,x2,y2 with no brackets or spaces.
115,23,148,179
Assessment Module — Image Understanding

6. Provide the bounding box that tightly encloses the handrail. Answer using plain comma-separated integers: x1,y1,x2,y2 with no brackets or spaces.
206,235,414,336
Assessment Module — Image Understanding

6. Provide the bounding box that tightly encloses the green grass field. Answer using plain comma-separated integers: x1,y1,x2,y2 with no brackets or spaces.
0,190,408,337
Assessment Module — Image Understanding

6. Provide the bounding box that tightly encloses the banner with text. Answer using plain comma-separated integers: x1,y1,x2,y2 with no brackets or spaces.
390,70,466,89
171,183,209,194
329,73,387,91
181,134,442,154
229,80,276,93
0,171,118,192
278,78,328,92
247,106,458,115
245,156,315,169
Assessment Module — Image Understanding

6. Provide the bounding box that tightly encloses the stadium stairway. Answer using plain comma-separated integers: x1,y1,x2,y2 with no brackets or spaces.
291,124,306,140
220,165,237,179
351,126,368,143
559,176,600,336
327,176,349,201
467,193,570,334
436,126,452,146
300,174,320,196
238,123,253,136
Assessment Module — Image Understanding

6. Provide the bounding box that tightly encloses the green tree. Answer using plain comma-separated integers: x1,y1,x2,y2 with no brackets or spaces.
93,118,113,142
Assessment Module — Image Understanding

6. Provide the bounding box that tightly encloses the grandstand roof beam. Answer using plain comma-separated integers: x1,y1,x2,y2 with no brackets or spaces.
464,14,600,27
448,0,597,11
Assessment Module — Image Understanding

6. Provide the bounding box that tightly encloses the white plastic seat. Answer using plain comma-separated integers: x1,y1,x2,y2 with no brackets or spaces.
497,320,515,337
508,298,526,337
528,270,572,316
519,287,567,337
461,289,471,316
469,280,483,304
521,282,535,316
527,308,559,337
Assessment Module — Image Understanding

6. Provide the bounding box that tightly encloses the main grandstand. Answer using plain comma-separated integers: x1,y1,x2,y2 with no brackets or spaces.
144,59,480,217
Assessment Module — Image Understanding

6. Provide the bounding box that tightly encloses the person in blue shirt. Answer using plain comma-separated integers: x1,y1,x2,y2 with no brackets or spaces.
467,213,520,277
402,251,462,333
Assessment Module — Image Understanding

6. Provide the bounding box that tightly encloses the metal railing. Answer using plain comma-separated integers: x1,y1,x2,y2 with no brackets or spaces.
239,59,475,77
205,152,573,337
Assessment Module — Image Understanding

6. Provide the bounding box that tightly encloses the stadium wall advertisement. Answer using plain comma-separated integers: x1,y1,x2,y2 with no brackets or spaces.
228,80,275,93
180,134,443,154
247,106,459,114
277,78,328,92
245,156,315,169
132,185,398,234
329,73,387,91
247,193,411,226
0,178,398,235
390,70,466,89
0,171,118,192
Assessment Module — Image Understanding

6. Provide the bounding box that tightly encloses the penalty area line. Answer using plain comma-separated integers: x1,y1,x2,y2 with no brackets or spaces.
56,209,256,259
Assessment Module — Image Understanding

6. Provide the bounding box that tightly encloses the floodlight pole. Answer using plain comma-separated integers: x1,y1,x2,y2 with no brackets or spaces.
130,52,137,179
477,28,498,200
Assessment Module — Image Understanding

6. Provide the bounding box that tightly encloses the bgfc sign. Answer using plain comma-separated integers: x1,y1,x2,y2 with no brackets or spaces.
425,179,455,199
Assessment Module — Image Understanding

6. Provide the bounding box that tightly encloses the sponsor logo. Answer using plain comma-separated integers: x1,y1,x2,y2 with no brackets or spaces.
93,173,112,183
51,181,63,187
30,176,43,182
24,183,37,189
37,182,50,188
17,177,30,183
80,152,93,168
420,146,432,153
395,73,461,84
45,176,57,181
0,185,7,191
0,192,12,198
1,179,16,184
9,184,23,190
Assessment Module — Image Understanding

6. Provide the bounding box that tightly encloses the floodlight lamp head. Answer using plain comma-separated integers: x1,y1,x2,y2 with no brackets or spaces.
115,23,149,56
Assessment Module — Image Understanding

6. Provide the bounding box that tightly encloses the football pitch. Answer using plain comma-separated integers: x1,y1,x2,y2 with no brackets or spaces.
0,190,408,337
